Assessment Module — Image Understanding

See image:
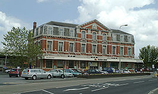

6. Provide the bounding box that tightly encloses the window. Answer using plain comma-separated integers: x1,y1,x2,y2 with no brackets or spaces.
124,35,128,42
128,36,131,42
69,61,74,68
92,45,96,54
102,33,107,41
112,34,116,41
80,61,86,68
48,26,53,34
46,60,52,68
81,31,86,39
69,43,74,52
112,46,116,55
59,42,63,51
38,41,41,47
120,35,123,42
64,28,69,36
92,32,96,40
53,27,59,35
59,27,64,36
102,45,107,55
131,36,134,43
40,26,44,34
81,44,86,53
36,28,39,36
69,29,74,37
116,34,120,41
128,48,132,56
57,61,63,68
47,41,52,51
120,47,124,56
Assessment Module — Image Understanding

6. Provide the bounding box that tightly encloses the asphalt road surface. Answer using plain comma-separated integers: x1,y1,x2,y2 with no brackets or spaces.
18,77,158,94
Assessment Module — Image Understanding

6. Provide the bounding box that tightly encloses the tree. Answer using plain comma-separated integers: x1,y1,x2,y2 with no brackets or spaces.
27,31,42,68
139,45,158,67
2,27,42,68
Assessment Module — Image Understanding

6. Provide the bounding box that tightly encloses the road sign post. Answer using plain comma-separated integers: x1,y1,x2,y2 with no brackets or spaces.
63,61,65,79
88,62,91,75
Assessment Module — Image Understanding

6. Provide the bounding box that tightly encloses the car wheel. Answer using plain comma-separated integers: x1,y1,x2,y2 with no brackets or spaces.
73,74,76,77
61,74,65,78
32,75,37,80
16,74,19,77
25,78,28,80
9,75,11,77
47,75,51,79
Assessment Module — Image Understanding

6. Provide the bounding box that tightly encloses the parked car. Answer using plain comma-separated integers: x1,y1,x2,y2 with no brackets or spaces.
48,69,74,78
124,69,131,73
9,68,22,77
84,69,104,74
71,69,84,74
102,67,115,73
5,69,11,73
64,69,82,77
21,69,52,80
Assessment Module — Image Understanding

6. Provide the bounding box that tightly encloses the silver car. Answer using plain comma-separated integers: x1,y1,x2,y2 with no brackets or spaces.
48,69,74,78
21,69,52,80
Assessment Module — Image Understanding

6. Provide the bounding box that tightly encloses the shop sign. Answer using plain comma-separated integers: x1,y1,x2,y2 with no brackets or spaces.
44,56,54,59
98,59,107,61
90,62,97,66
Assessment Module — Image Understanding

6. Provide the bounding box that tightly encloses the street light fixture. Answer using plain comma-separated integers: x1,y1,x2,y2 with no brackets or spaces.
119,24,128,29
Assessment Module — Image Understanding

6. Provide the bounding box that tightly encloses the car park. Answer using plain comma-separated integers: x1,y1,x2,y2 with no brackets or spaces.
48,69,74,78
21,69,52,80
9,68,22,77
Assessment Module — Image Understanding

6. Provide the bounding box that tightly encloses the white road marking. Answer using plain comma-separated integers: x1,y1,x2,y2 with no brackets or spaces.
64,87,89,92
149,79,157,81
134,81,144,84
42,89,54,94
119,83,129,86
92,87,108,92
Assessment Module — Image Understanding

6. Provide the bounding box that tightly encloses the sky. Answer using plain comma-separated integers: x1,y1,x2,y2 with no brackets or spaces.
0,0,158,57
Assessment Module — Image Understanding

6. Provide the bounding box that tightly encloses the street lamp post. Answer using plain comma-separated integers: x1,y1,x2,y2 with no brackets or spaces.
4,54,8,68
118,24,128,73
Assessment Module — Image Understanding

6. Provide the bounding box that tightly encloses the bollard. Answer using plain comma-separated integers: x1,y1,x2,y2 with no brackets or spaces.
154,71,157,77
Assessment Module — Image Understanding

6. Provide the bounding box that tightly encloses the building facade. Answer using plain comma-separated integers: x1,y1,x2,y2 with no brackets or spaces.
33,19,143,71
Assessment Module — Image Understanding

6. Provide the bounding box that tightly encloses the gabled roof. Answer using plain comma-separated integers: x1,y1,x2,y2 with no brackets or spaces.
78,19,110,31
111,29,132,35
45,21,78,28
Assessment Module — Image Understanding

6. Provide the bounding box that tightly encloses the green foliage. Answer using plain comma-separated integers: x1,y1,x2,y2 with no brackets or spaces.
139,45,158,67
27,31,42,66
1,27,42,68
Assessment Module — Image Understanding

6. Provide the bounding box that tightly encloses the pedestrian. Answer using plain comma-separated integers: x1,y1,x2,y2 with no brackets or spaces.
140,68,142,73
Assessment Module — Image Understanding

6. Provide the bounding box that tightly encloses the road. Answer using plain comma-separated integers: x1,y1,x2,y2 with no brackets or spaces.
19,77,158,94
0,74,157,94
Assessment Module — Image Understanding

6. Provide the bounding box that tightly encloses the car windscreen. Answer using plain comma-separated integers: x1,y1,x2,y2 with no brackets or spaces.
11,69,17,72
23,69,28,73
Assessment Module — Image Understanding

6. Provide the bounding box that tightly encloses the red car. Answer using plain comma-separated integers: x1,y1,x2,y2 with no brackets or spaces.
9,68,22,77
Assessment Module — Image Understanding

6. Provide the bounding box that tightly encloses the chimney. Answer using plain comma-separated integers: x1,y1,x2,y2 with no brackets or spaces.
33,22,37,34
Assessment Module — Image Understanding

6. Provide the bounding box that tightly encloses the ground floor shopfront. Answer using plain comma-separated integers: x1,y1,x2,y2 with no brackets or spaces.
38,55,143,71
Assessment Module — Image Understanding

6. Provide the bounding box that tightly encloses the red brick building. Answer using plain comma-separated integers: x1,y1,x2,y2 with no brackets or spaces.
33,19,143,71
